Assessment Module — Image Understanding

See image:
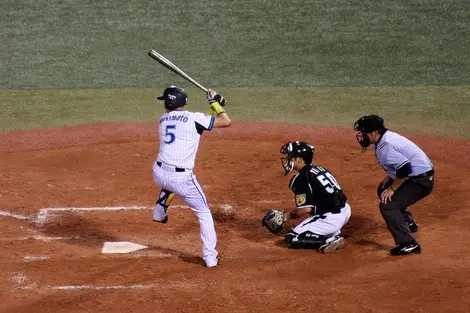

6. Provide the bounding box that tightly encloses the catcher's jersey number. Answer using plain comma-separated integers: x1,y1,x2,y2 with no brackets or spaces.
315,171,342,194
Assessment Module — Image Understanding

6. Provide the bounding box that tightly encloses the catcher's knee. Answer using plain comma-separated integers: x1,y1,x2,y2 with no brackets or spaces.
285,230,327,250
285,231,298,248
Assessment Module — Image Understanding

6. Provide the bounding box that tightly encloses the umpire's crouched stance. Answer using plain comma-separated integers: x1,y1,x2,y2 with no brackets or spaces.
354,115,434,256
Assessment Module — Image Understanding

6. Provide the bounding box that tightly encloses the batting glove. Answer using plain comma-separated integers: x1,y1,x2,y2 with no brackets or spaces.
207,89,227,106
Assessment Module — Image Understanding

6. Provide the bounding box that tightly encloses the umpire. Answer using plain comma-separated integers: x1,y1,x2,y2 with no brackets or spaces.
354,115,434,256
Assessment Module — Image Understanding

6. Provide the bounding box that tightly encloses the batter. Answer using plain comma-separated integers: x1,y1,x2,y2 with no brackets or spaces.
152,86,231,267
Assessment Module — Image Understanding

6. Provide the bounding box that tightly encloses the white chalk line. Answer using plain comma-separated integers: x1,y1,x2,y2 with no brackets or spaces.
0,235,81,242
18,282,199,291
0,210,33,221
2,201,277,224
35,205,151,224
24,255,50,261
35,204,234,225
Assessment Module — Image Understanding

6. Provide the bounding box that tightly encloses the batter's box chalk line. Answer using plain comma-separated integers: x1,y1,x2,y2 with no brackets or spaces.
35,204,235,225
16,279,202,291
0,210,33,221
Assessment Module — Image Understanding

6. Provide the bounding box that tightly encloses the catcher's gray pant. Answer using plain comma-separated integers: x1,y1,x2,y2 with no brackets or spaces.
291,203,351,237
379,175,434,245
153,162,218,266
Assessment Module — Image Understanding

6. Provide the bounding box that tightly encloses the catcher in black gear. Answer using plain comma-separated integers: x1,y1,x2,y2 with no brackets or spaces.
262,141,351,253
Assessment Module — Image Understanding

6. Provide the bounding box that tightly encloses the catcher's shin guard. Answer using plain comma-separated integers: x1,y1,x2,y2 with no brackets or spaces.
285,230,327,250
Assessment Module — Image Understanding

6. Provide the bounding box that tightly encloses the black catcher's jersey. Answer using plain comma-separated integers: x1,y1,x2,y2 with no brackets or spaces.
289,164,347,215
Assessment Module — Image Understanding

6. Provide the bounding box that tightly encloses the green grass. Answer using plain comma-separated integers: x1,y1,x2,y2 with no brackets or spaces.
1,86,469,139
1,0,469,89
1,0,469,138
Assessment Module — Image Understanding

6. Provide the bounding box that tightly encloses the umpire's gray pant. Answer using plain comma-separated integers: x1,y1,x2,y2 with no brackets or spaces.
378,175,434,245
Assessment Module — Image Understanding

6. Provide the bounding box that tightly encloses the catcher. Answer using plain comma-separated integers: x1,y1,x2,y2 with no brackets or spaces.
262,141,351,253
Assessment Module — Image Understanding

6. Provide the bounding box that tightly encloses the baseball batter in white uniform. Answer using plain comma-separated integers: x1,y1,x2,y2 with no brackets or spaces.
152,86,231,268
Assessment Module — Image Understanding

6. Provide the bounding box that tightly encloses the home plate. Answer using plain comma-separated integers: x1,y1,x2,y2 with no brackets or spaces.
102,242,148,254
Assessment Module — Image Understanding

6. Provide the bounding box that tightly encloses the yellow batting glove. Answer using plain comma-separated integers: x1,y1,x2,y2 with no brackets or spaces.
206,107,217,116
210,101,226,114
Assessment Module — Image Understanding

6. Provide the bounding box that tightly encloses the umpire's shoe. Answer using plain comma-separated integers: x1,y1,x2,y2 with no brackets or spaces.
408,220,419,233
319,236,345,253
390,241,421,256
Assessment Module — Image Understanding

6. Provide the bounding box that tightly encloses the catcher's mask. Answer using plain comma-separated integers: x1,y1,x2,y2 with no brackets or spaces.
353,115,386,152
157,86,188,111
280,141,315,175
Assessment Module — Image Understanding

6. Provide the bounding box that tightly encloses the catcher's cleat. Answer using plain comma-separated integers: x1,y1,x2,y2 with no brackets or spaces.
390,241,421,256
319,236,345,253
408,220,419,233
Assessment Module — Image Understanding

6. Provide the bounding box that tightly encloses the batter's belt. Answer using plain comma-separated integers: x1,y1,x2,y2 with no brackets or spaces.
156,161,186,172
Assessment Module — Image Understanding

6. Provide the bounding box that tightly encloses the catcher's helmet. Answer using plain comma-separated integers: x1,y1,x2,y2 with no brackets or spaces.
157,86,187,111
353,115,387,151
280,141,315,175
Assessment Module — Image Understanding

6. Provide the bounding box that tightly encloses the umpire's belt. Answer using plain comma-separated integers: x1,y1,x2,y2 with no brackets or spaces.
413,168,434,178
157,161,186,172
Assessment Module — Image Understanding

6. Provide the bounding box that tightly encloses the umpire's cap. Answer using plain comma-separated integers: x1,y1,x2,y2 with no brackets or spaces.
354,115,386,133
157,86,187,110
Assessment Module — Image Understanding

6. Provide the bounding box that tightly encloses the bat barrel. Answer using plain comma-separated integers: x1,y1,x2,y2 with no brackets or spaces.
148,49,208,93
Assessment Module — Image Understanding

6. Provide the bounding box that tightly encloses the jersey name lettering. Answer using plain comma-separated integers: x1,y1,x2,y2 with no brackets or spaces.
159,115,189,123
310,166,325,175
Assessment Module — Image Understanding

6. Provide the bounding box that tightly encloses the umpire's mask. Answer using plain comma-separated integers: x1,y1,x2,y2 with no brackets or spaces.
354,115,386,152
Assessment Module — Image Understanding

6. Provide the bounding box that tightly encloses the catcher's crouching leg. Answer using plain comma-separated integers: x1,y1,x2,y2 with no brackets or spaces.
285,230,328,249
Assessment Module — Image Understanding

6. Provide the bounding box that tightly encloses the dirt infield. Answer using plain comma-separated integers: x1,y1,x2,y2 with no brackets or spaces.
1,122,469,313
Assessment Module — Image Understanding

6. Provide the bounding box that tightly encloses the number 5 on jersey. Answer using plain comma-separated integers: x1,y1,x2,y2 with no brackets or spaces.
164,125,176,144
317,173,341,193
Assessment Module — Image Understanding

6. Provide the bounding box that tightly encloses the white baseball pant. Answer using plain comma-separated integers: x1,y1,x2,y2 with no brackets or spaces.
152,161,218,266
292,203,351,237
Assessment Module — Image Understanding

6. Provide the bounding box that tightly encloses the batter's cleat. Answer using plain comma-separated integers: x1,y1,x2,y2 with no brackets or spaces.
319,236,345,253
390,241,421,256
153,216,168,224
408,220,419,233
205,259,218,268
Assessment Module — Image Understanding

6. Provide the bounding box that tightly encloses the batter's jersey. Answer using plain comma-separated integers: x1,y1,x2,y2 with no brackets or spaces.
375,131,433,179
289,165,347,215
157,110,215,169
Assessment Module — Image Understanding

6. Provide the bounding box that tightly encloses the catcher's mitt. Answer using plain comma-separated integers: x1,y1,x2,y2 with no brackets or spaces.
262,209,286,234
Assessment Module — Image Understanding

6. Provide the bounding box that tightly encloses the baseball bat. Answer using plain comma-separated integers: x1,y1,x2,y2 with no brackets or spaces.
148,49,208,93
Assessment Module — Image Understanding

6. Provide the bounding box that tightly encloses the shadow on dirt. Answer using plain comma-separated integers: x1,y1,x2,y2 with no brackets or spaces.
341,215,385,237
212,210,388,246
212,210,269,243
355,239,394,251
145,244,205,266
35,215,208,266
36,215,121,242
